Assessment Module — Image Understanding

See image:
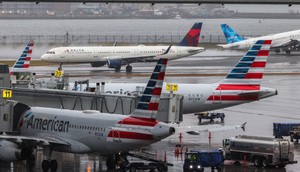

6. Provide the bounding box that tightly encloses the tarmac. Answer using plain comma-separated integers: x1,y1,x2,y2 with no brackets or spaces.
1,49,300,172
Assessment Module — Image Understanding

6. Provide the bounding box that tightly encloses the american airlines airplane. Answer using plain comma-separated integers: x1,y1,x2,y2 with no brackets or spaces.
40,22,205,72
10,41,34,74
219,24,300,54
0,58,175,171
72,40,277,114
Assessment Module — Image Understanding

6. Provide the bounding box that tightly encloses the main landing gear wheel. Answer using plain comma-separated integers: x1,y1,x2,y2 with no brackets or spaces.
126,65,132,73
115,66,121,72
285,50,291,54
42,160,58,172
275,49,280,53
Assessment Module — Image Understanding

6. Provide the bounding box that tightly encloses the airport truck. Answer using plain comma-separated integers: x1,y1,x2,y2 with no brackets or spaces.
222,135,297,168
183,150,224,172
273,123,300,142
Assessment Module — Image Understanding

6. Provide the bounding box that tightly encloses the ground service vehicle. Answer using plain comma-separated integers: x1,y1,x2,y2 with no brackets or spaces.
222,135,297,168
273,123,300,142
183,150,224,172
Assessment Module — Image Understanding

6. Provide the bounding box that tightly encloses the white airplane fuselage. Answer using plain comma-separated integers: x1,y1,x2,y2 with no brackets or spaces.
41,45,204,63
222,30,300,50
20,107,174,155
70,83,277,114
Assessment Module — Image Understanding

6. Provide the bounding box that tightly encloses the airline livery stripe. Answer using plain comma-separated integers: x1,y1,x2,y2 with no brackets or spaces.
157,72,165,80
108,131,154,140
152,87,162,95
118,117,158,126
207,95,259,101
148,102,159,110
245,73,263,79
257,50,269,56
251,61,266,67
216,84,260,90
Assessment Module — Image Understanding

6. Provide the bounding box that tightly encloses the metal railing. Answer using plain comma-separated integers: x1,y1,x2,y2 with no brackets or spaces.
0,34,261,44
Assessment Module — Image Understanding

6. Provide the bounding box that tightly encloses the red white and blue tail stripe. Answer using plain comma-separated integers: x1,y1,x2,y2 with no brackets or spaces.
207,40,272,101
12,41,34,69
130,58,168,120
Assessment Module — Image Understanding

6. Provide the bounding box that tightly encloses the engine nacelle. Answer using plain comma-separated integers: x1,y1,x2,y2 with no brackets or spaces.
107,58,122,69
0,140,31,161
90,62,106,67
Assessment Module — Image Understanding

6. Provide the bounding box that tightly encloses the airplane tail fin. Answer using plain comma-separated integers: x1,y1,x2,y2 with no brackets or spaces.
221,24,244,44
130,58,168,120
240,122,247,132
12,40,34,69
212,40,272,100
177,22,202,47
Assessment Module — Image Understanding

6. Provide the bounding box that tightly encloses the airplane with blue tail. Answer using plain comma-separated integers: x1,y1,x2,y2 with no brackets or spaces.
10,41,34,74
219,23,300,54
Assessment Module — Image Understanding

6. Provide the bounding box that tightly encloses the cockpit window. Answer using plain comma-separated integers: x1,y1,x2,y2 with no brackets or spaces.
46,51,55,54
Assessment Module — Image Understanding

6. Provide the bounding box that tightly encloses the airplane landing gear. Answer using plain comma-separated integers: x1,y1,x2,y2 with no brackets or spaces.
126,65,132,73
115,66,121,72
42,146,58,172
58,63,63,71
275,49,280,53
286,50,291,54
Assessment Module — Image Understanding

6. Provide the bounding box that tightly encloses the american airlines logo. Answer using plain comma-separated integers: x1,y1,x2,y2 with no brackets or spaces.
26,115,70,132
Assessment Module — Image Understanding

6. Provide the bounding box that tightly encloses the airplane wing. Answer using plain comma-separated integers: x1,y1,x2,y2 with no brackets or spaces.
107,44,173,64
177,122,246,135
0,133,70,147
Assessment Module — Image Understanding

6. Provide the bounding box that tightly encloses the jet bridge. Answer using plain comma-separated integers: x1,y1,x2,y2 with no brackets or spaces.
0,65,183,128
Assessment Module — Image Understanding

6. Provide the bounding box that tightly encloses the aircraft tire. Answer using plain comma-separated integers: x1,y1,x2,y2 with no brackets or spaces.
275,49,280,53
42,160,50,172
126,65,132,73
115,66,121,72
285,50,291,54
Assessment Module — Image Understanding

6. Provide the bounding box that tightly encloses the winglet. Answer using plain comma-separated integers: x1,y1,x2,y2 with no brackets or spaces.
240,122,247,132
162,44,172,55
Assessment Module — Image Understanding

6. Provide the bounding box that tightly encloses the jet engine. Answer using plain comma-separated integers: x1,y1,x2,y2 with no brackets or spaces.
0,140,32,161
90,61,106,67
107,58,123,69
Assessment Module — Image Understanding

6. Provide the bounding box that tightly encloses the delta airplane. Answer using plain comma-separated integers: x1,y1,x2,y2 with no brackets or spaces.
219,24,300,54
0,58,176,172
71,40,277,114
40,22,205,72
9,41,34,74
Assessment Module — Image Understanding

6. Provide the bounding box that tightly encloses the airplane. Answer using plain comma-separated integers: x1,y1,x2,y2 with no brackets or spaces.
0,58,176,172
9,41,34,74
40,22,205,73
70,40,277,114
219,24,300,54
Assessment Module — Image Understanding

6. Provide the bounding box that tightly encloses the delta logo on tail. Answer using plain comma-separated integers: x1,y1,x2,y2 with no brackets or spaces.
221,24,244,44
207,40,272,102
12,41,34,69
178,22,202,47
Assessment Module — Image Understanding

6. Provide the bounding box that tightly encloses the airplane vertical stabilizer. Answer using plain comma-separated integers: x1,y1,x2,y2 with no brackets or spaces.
208,40,272,102
12,41,34,69
177,22,202,47
221,24,244,44
130,58,168,120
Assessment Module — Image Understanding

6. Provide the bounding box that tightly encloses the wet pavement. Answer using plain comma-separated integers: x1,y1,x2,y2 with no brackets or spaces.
2,49,300,172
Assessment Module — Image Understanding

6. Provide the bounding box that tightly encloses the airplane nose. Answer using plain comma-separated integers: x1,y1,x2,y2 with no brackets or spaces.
41,54,48,61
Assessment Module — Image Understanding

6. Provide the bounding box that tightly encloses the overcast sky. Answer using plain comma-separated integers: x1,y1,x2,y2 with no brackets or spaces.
225,4,300,13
